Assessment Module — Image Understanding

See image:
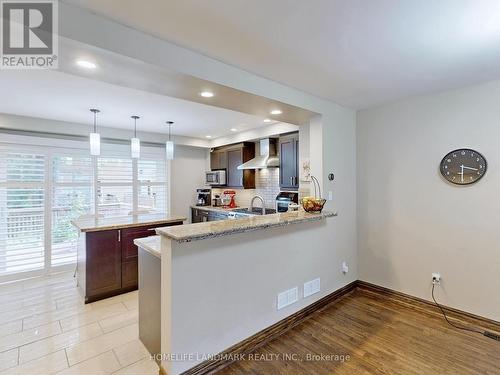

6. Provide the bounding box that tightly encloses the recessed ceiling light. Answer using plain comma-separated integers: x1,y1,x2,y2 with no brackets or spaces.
230,128,238,132
270,109,282,115
200,91,214,98
76,60,97,69
205,135,212,138
263,118,272,123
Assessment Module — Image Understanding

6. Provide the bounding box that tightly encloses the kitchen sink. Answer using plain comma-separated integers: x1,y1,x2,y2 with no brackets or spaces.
231,207,276,215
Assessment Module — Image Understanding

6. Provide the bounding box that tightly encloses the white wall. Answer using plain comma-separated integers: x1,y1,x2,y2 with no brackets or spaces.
61,0,359,339
170,145,209,222
357,80,500,321
165,216,354,374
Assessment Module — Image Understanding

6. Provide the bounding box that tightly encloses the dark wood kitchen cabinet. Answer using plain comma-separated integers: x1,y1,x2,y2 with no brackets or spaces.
280,132,299,190
84,229,122,298
78,220,183,303
210,142,255,188
210,150,227,170
191,207,209,223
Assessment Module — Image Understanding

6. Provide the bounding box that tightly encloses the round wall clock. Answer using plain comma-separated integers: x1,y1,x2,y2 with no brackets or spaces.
440,148,487,185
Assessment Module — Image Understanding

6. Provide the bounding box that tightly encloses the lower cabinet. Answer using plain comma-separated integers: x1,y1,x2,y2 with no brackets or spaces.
81,221,183,303
85,229,122,298
192,207,237,223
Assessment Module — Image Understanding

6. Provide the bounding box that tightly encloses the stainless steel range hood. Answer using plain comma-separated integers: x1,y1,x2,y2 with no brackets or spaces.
237,138,279,170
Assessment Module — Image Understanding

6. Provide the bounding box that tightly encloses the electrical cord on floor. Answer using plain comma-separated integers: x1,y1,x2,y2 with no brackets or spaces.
431,284,500,341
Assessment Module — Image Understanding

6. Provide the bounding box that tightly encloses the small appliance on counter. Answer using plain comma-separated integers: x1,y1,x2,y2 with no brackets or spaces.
196,188,211,206
223,190,237,208
275,192,299,213
205,170,226,186
212,194,222,207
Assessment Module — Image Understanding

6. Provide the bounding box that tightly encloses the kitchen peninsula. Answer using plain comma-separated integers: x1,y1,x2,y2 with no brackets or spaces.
137,210,336,375
72,214,185,303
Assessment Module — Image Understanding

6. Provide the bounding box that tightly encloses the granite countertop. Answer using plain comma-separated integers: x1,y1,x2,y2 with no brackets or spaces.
157,210,337,243
191,205,248,213
71,214,186,232
135,235,161,258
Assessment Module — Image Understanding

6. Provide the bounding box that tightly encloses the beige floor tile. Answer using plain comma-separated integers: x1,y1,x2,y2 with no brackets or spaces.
113,339,149,367
123,299,138,311
0,321,61,352
56,351,120,375
98,309,138,333
55,295,89,311
65,323,138,366
0,348,18,371
0,320,22,338
59,303,128,332
0,350,68,375
22,306,84,330
0,287,79,307
88,291,137,309
19,322,103,364
112,358,159,375
0,282,23,297
21,273,74,291
0,301,57,325
0,300,23,314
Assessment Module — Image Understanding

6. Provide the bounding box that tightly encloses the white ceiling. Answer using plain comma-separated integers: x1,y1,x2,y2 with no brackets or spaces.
0,70,271,139
63,0,500,109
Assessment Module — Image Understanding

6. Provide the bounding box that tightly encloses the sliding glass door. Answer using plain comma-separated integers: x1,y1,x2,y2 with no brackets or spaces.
0,149,46,278
0,141,168,282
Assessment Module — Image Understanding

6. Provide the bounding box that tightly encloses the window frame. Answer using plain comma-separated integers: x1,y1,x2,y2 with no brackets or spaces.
0,135,169,282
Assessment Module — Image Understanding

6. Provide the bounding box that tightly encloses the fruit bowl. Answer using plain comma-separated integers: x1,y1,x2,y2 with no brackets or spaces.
301,197,327,213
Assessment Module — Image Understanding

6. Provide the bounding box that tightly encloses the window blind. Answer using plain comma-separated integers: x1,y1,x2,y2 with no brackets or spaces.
0,150,46,276
138,158,167,212
51,155,92,266
0,141,168,281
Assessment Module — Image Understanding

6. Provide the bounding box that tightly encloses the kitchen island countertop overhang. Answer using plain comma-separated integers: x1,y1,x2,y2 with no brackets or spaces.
143,209,342,375
157,210,337,242
71,213,187,232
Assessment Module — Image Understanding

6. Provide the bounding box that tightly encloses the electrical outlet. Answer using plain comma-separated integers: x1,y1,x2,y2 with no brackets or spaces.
277,287,299,310
432,273,441,284
304,278,320,298
342,261,349,274
328,191,333,201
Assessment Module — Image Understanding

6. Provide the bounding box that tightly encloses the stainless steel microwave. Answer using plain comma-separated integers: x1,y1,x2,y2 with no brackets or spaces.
205,170,226,186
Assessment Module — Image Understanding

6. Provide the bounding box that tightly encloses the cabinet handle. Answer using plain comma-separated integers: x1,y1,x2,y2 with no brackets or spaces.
118,230,121,242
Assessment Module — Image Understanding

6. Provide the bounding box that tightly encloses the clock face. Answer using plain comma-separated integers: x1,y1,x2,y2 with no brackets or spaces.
440,149,487,185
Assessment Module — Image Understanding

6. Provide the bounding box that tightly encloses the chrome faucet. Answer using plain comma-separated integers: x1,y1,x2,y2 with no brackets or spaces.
250,195,266,215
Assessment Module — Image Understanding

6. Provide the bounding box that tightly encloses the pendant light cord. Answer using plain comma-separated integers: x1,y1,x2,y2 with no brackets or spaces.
131,115,140,138
166,121,173,141
90,109,100,133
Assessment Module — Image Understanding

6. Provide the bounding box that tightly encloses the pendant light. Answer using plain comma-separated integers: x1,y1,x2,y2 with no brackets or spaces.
130,115,141,159
166,121,174,160
89,109,101,156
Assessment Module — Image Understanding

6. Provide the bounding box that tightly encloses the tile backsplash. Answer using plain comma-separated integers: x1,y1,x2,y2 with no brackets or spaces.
255,168,281,207
212,168,281,208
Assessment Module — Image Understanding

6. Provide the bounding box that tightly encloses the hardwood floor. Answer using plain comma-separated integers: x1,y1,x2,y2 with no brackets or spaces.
219,288,500,375
2,273,499,375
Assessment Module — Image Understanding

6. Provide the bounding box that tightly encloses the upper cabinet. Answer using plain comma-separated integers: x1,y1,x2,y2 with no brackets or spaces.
279,132,299,190
210,143,255,189
210,150,227,170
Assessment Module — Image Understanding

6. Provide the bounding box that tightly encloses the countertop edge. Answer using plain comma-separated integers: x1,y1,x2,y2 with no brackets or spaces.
158,211,337,243
71,216,187,232
135,235,161,259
